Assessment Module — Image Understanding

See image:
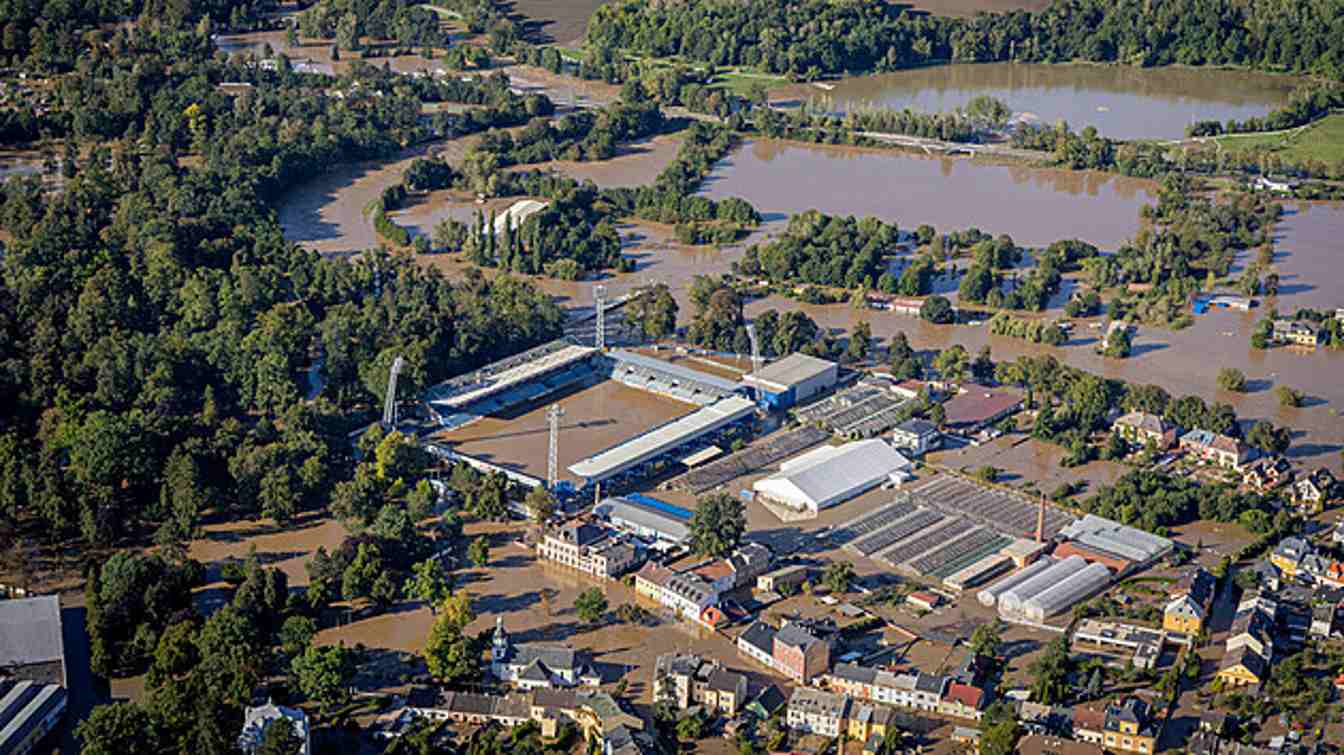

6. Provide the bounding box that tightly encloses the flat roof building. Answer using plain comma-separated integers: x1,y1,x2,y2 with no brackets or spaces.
1057,515,1174,572
741,353,838,410
0,596,65,687
752,439,912,516
942,384,1023,432
593,496,690,544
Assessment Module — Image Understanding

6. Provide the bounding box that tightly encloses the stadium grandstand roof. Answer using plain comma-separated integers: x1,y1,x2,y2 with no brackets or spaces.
423,340,595,411
607,350,742,394
569,396,755,483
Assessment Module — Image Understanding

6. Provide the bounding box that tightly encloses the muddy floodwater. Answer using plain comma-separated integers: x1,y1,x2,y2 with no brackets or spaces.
433,380,695,484
789,63,1302,140
699,139,1155,249
507,0,609,45
1267,202,1344,312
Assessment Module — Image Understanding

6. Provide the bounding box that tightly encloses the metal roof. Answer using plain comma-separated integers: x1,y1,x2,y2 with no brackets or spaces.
1058,514,1174,564
594,499,691,542
0,679,66,754
607,350,742,393
753,439,911,510
0,596,63,669
569,396,755,482
741,353,836,391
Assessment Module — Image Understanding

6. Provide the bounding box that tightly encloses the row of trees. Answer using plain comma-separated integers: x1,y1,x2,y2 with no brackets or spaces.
587,0,1344,80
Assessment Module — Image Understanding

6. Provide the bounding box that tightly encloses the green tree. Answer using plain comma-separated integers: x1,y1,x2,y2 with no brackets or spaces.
257,718,305,755
279,615,317,658
76,702,159,755
291,643,355,712
920,295,955,324
676,710,707,740
968,620,1003,658
575,587,608,623
424,591,477,683
524,485,556,522
1276,385,1303,407
978,701,1022,755
1027,637,1072,704
404,558,452,611
1217,367,1247,392
688,492,746,557
933,344,968,382
822,561,854,594
468,536,490,567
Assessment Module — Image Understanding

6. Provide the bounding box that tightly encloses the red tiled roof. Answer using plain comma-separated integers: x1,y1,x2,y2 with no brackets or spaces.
942,682,984,710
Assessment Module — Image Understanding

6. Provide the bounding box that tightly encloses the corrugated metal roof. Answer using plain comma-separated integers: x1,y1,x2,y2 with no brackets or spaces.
742,353,836,390
569,396,755,481
754,439,911,509
0,596,63,668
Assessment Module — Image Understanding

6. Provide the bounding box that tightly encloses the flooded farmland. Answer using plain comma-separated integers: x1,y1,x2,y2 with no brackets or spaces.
786,63,1302,140
698,139,1156,249
1265,202,1344,312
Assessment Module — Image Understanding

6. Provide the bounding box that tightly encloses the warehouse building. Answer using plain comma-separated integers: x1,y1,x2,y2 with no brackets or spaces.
1057,515,1174,574
593,495,691,545
752,440,912,516
741,353,839,410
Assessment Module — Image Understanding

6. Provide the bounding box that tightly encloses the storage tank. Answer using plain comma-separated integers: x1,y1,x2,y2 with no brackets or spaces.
977,557,1056,608
998,555,1087,617
1022,562,1113,622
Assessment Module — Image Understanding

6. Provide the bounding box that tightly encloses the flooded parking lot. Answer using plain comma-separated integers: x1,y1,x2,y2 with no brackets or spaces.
785,62,1302,140
699,139,1156,249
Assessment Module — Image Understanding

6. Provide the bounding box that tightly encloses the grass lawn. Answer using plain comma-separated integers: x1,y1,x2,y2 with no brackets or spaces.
1213,112,1344,166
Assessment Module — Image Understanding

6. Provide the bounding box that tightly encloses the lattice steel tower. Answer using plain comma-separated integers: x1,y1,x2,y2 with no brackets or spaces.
383,355,404,429
547,403,565,490
594,284,608,350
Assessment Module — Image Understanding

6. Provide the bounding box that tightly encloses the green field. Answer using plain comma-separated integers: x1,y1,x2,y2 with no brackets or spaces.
1214,112,1344,166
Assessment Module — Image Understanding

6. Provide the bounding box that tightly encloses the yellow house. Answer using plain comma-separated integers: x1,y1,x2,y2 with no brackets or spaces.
1162,568,1215,635
848,703,895,742
1102,698,1158,754
1269,537,1311,579
1216,648,1266,688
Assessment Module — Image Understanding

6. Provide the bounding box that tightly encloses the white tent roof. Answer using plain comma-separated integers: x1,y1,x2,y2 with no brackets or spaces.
754,439,911,510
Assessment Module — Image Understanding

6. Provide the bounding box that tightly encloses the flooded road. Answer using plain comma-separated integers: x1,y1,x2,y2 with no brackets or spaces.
698,139,1155,249
785,63,1302,141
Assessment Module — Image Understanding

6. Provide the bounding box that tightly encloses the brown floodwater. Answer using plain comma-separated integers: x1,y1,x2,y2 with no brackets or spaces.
506,0,610,45
786,63,1303,141
1266,202,1344,313
698,139,1155,249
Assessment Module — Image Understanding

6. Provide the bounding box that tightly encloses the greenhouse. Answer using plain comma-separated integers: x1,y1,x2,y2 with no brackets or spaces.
997,556,1087,618
1021,562,1113,622
976,557,1057,608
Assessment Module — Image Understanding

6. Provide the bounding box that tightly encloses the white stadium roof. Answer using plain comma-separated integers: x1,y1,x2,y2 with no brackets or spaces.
753,439,912,512
569,396,755,483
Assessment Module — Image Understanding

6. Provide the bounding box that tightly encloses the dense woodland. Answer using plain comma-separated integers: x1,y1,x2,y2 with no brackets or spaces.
588,0,1344,80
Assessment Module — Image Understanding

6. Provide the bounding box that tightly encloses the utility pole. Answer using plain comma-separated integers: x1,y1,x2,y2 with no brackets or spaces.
382,355,404,429
547,403,564,491
594,284,608,351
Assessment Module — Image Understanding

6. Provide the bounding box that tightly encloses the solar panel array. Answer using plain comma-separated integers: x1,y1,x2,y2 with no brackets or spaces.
849,509,946,557
877,518,976,567
829,499,919,546
905,475,1074,539
908,528,1012,580
664,426,829,493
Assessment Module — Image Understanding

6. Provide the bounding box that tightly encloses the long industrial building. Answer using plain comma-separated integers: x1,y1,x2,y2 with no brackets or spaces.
1020,562,1111,622
569,396,756,487
752,439,912,515
996,556,1088,618
977,557,1058,607
1056,515,1175,574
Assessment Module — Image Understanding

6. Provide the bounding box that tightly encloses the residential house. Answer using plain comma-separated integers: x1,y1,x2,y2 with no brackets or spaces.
1291,477,1327,512
1249,560,1282,592
871,670,919,709
1242,456,1292,493
786,688,849,737
756,564,812,594
1215,647,1267,688
491,617,600,690
1270,537,1313,579
415,690,531,727
1271,320,1318,347
938,681,986,721
891,418,941,456
1335,521,1344,546
745,685,786,721
736,620,777,671
1102,697,1158,754
239,701,311,755
1071,705,1106,746
689,560,736,594
1112,411,1177,450
825,663,878,700
1226,609,1275,659
1164,567,1216,635
539,522,640,580
1180,429,1252,471
727,543,773,589
634,563,720,623
1310,602,1338,639
652,653,749,716
847,703,896,743
906,591,941,611
773,621,831,683
910,672,947,713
